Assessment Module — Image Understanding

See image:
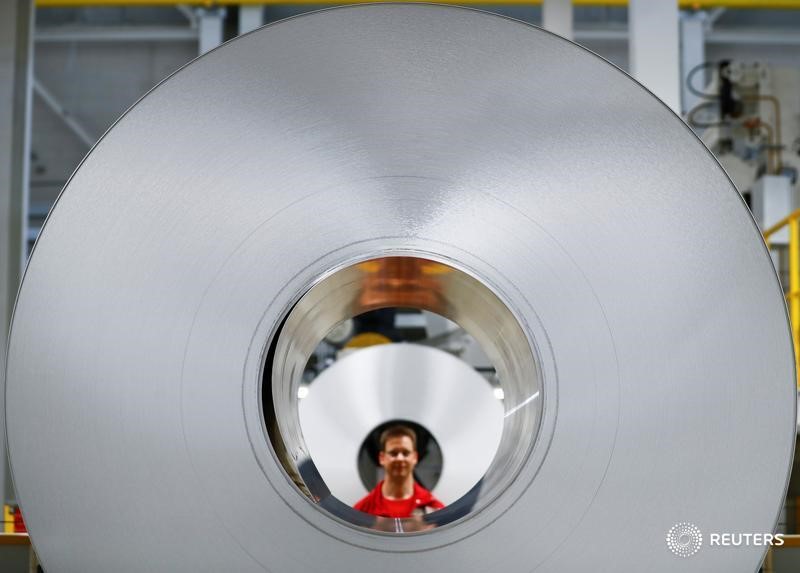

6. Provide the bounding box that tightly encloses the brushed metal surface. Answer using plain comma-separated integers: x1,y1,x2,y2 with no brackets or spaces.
5,4,795,572
298,343,504,506
266,254,542,535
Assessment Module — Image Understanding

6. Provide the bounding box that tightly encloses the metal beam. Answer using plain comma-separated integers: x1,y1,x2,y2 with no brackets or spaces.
706,7,727,28
573,27,627,41
31,0,800,9
32,23,800,47
175,4,198,28
35,26,197,43
707,28,800,45
572,26,800,46
33,79,96,148
0,0,34,506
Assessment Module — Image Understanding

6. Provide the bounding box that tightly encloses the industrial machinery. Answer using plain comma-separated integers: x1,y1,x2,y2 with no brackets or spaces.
687,59,799,242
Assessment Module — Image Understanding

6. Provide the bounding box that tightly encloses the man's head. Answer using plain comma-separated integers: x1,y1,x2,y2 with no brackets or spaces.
378,425,419,482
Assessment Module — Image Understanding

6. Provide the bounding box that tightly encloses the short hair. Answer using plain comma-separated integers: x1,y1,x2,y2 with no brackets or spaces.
379,424,417,452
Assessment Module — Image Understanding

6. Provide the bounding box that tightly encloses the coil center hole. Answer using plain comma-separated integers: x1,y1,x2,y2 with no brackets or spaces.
262,255,541,534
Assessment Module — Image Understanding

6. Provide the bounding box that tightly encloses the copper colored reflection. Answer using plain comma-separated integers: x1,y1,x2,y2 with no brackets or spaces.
357,257,452,310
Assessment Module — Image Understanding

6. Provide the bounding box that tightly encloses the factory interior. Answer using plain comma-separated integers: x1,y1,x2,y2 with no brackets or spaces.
2,0,800,571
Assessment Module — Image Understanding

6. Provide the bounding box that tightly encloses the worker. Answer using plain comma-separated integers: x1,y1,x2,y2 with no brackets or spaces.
354,424,444,518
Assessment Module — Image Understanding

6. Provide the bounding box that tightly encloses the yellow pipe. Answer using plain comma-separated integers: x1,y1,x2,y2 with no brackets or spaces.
790,218,800,389
764,210,800,240
34,0,800,8
764,211,800,389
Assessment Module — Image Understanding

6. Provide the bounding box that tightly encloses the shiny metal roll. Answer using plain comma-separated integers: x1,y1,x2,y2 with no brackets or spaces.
5,4,794,572
299,343,504,506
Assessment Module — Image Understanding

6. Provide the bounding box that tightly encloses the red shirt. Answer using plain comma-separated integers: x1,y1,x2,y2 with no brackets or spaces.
354,480,445,518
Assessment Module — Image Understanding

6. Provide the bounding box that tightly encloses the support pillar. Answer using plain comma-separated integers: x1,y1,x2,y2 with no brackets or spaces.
239,5,264,36
0,0,34,504
629,0,681,113
542,0,573,41
680,11,707,116
198,8,225,55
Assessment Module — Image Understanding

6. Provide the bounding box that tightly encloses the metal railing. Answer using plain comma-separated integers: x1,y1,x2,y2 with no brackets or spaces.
763,210,800,388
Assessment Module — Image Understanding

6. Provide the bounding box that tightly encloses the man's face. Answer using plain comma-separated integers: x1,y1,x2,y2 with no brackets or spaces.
379,435,418,480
